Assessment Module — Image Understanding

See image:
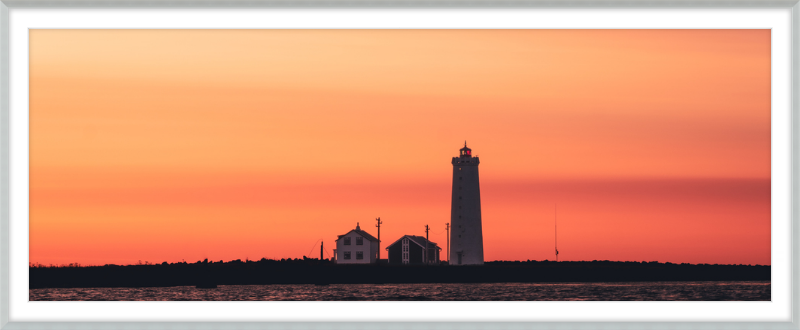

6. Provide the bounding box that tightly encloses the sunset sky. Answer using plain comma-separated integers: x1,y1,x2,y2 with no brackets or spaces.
29,29,770,266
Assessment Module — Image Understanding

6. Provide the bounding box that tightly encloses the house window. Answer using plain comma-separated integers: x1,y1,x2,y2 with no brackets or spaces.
356,251,363,260
344,251,351,260
344,237,351,245
356,237,363,245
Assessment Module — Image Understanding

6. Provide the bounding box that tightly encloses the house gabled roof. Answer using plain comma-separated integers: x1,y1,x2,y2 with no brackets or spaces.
336,229,380,242
385,235,442,250
407,236,442,250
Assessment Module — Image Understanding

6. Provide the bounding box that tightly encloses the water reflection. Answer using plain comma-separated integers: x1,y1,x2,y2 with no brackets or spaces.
30,281,770,301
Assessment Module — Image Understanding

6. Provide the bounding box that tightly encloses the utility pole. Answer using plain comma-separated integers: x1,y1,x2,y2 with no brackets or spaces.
445,223,450,263
375,217,382,261
320,241,324,261
425,224,430,265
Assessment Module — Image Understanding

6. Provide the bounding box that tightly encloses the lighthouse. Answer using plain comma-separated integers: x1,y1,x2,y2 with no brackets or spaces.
449,142,484,265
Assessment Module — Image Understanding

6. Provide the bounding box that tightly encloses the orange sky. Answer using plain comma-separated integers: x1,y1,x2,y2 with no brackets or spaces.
29,30,770,266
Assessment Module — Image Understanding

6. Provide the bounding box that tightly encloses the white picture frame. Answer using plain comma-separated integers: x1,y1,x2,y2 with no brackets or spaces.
1,1,797,329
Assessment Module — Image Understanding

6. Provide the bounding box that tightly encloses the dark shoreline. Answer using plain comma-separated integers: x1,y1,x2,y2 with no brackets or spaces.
29,260,770,289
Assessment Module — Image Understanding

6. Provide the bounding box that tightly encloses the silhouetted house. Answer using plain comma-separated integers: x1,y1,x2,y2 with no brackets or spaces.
334,223,380,264
385,235,441,265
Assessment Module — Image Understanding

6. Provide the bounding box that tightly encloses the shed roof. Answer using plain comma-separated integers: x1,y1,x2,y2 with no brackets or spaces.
385,235,442,250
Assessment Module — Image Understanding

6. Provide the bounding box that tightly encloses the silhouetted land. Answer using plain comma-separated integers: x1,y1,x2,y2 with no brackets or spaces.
29,259,770,289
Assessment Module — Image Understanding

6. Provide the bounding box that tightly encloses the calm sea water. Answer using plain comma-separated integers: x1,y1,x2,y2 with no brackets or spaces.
30,281,769,301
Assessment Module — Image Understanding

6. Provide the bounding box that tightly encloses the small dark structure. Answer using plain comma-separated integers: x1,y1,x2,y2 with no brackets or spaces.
385,235,441,265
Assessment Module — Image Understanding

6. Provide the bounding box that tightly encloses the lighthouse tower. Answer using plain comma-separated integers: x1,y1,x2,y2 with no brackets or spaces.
449,142,484,265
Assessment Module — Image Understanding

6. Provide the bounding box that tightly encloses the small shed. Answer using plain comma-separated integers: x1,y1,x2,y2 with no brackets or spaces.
385,235,441,265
